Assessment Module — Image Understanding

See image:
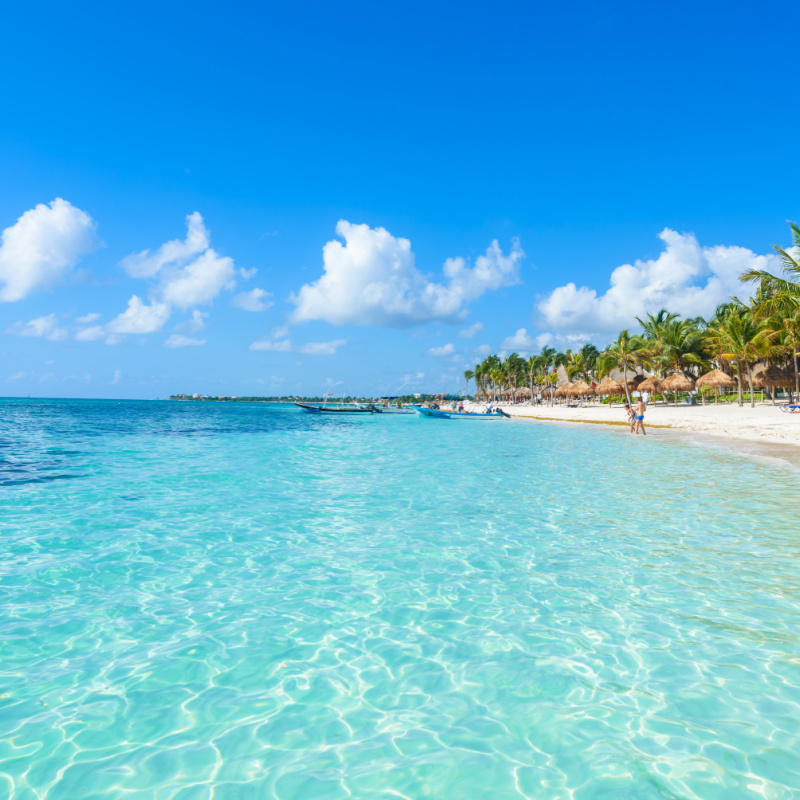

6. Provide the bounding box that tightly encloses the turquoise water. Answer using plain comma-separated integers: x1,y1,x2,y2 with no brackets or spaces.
2,399,800,800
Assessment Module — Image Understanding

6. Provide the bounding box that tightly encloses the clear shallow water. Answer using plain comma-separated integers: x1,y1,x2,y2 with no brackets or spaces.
2,399,800,800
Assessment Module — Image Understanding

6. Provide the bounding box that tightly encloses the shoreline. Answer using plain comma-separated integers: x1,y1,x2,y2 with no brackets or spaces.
466,400,800,468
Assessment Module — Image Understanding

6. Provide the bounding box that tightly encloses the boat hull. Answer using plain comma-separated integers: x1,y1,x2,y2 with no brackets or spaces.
411,405,508,419
295,402,373,414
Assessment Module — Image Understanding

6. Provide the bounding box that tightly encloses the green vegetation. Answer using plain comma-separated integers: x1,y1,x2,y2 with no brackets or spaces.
472,221,800,408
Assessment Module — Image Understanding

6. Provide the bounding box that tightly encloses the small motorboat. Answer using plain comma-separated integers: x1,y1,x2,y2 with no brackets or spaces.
411,405,509,419
295,402,374,414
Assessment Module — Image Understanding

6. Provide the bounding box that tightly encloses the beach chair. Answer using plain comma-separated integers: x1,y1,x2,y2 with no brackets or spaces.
779,404,800,413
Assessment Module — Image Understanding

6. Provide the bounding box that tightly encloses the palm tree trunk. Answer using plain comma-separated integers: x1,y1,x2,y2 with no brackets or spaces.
735,359,743,407
746,362,755,408
792,332,799,404
623,365,630,406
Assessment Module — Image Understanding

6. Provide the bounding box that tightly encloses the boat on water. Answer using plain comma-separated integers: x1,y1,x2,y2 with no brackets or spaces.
295,402,375,414
411,405,509,419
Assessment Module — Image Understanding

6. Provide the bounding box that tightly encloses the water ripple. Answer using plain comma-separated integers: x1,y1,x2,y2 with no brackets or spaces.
1,399,800,798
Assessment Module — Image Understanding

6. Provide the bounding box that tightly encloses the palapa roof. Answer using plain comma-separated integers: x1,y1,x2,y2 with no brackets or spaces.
554,382,575,397
622,374,645,390
661,372,696,391
753,365,794,388
568,380,595,396
638,375,663,392
595,377,624,395
696,369,737,389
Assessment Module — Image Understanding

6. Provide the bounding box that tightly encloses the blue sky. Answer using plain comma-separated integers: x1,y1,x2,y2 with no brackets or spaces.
1,0,798,398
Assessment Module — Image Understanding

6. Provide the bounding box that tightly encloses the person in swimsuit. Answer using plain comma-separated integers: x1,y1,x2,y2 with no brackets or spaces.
624,403,636,433
633,397,647,435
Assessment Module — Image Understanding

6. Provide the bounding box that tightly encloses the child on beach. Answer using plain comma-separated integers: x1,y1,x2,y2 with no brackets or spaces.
624,403,636,433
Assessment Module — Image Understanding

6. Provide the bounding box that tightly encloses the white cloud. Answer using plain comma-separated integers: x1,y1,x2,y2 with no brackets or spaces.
107,295,171,335
5,314,68,341
174,310,208,333
500,328,537,353
290,221,523,328
428,343,455,357
76,312,100,324
537,229,773,336
250,337,346,355
159,248,236,309
250,338,292,352
121,211,209,278
457,321,483,338
0,198,96,302
164,334,206,348
298,339,346,356
473,344,492,357
112,370,121,384
115,213,238,327
75,325,106,341
7,371,31,382
232,287,273,312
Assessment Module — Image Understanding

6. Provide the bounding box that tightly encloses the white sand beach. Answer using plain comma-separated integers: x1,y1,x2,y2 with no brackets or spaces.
467,400,800,449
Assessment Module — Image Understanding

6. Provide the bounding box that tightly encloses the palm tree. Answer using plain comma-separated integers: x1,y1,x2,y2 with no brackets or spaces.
503,353,526,403
741,220,800,399
527,354,544,404
463,369,474,398
706,307,779,407
654,318,708,377
564,350,583,382
578,343,600,382
636,309,680,341
490,365,506,402
476,355,501,400
537,347,566,405
597,330,647,405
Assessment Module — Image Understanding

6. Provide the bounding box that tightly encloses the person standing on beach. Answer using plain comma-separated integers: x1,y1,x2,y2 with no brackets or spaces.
634,397,647,435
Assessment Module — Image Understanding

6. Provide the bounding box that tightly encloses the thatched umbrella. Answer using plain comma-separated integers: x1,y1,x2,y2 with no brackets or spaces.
554,382,574,400
568,380,595,398
622,374,645,392
661,372,696,406
596,377,624,402
753,365,793,405
696,369,736,405
638,375,662,392
516,386,532,402
636,375,662,407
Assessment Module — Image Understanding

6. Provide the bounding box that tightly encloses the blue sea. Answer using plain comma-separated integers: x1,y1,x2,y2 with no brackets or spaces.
2,399,800,799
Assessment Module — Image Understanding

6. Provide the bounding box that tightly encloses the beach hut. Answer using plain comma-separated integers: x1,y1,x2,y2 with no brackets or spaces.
696,369,736,405
661,372,696,406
